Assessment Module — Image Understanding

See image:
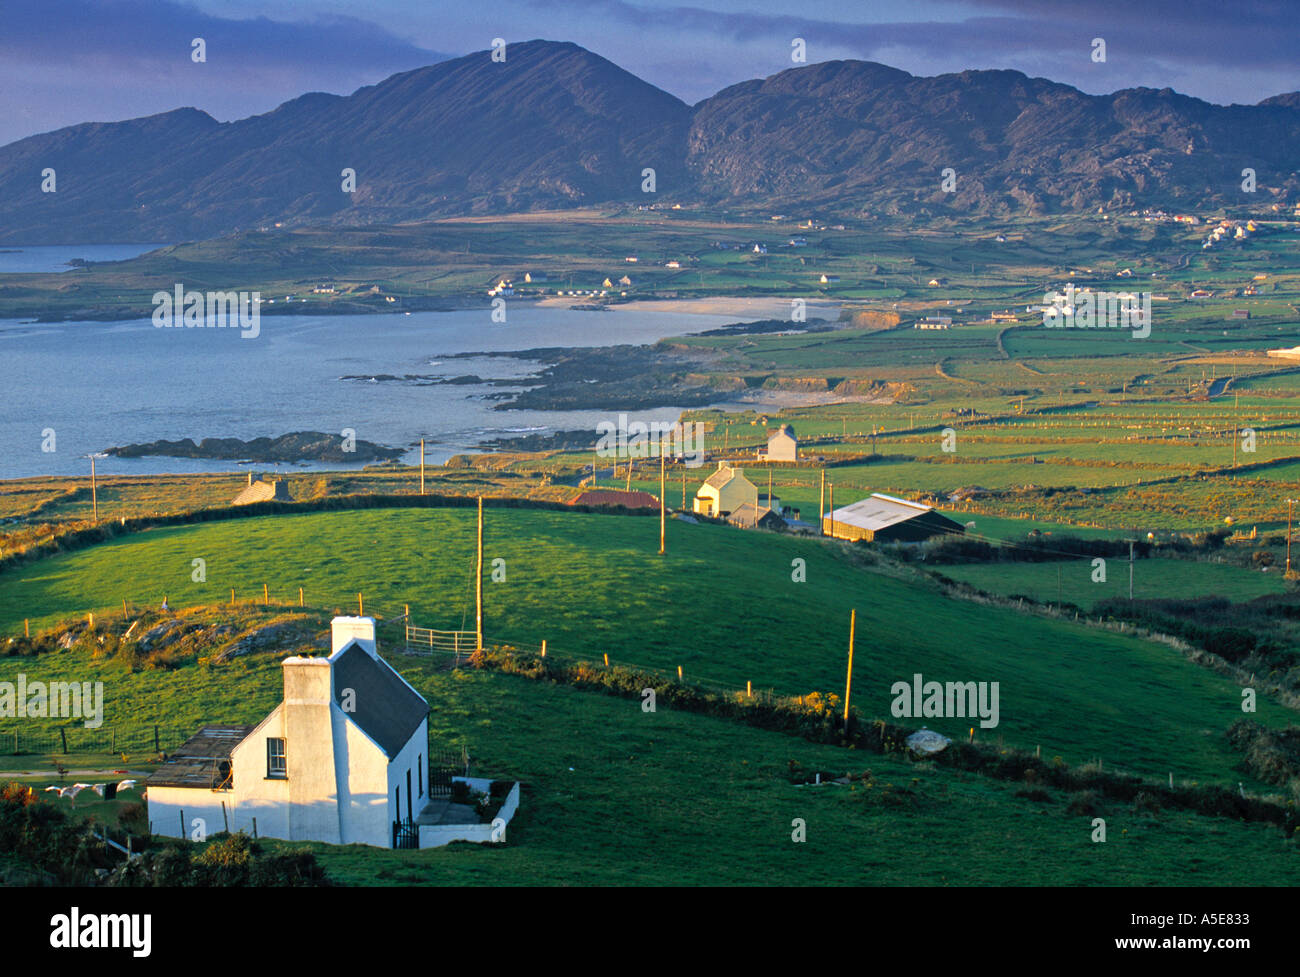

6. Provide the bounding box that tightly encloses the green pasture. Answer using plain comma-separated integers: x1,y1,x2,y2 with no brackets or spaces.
1,506,1295,789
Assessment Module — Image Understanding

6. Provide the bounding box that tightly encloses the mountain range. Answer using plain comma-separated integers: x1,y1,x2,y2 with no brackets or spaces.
2,39,1297,243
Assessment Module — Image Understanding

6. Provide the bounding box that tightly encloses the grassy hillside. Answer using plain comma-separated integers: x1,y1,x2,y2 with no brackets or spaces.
9,666,1296,885
311,669,1300,886
939,557,1289,611
1,505,1294,789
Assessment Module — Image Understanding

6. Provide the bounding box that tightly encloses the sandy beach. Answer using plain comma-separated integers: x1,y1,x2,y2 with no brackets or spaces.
533,295,844,320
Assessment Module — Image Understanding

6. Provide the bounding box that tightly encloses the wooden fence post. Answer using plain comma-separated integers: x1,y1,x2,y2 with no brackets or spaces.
154,725,160,753
59,727,67,754
24,619,28,638
540,640,546,658
299,587,304,607
263,583,269,604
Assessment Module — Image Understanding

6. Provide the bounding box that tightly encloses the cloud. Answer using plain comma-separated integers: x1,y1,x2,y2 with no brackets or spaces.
0,0,445,72
0,0,454,144
531,0,1298,104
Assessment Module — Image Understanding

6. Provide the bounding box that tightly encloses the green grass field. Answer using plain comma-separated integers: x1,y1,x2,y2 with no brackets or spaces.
938,557,1290,610
303,670,1300,886
7,659,1297,885
2,506,1295,791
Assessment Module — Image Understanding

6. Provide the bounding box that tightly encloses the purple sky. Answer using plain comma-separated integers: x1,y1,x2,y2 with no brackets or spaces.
2,0,1294,146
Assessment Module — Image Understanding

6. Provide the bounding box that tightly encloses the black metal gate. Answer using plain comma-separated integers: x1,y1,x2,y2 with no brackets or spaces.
428,748,464,798
392,819,418,849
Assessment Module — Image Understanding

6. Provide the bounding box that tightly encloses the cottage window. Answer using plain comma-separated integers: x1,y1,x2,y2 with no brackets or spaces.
267,737,287,779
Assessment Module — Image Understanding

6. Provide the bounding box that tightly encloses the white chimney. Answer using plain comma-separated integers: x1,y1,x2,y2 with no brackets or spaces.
331,615,377,657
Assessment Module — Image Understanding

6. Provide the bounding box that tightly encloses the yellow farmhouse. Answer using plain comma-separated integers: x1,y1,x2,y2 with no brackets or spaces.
694,462,758,517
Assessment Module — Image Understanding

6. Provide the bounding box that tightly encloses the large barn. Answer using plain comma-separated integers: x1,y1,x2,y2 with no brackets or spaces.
823,493,965,542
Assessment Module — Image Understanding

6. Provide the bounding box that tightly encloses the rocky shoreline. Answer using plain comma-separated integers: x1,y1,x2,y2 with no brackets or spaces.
105,431,405,463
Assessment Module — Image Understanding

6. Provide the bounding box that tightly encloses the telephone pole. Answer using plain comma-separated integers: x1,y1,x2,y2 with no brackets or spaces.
1288,500,1297,576
819,469,826,537
475,496,484,651
1123,538,1136,600
84,453,107,525
659,441,666,556
843,609,856,734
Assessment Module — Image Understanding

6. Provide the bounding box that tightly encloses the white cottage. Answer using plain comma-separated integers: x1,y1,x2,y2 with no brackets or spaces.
765,424,798,462
147,616,431,848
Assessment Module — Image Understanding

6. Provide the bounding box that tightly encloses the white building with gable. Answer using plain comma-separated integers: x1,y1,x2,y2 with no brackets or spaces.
147,616,432,848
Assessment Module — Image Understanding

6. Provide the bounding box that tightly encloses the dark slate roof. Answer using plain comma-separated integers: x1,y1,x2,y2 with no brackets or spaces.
332,643,428,759
146,724,254,788
572,489,659,509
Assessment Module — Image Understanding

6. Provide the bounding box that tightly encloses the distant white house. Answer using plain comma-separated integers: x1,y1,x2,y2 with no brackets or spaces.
147,617,438,849
763,424,798,462
819,274,840,284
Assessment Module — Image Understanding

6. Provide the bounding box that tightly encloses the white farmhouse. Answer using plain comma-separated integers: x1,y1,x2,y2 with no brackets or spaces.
147,616,432,848
764,424,798,462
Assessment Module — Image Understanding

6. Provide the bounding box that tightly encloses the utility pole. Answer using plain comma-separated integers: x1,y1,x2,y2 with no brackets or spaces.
84,453,106,525
659,440,666,556
819,469,826,537
420,438,425,495
1124,538,1136,600
829,481,835,539
1288,500,1297,575
843,609,856,733
475,496,484,651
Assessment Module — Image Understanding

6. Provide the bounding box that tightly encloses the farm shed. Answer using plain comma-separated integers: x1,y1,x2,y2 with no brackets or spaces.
232,475,291,505
725,502,787,530
823,493,965,543
572,489,659,509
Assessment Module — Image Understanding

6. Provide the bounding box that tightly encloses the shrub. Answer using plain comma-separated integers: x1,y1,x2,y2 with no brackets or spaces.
1066,790,1102,816
1132,791,1162,815
1015,786,1051,803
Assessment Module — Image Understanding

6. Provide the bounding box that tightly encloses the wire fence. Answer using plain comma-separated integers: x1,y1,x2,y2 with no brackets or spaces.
10,582,796,737
1,724,196,757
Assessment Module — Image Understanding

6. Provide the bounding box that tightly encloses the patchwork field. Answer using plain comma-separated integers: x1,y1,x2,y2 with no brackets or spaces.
2,506,1295,793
